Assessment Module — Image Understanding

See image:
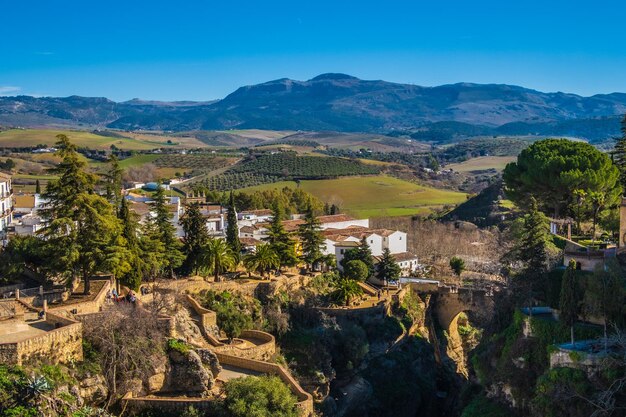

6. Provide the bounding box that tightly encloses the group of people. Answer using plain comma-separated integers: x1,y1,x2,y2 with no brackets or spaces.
106,288,137,304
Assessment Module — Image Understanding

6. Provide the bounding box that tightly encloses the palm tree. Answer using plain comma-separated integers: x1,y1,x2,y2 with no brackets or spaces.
332,277,363,306
203,238,237,282
243,243,280,279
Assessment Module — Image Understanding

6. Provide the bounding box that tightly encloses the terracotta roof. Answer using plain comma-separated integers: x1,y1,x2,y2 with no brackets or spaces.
240,225,258,234
129,201,151,216
317,214,357,223
390,252,419,262
240,237,262,246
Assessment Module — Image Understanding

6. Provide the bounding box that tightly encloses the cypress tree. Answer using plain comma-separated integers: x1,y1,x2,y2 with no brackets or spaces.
35,179,41,194
181,202,210,275
117,197,143,290
612,114,626,192
226,191,242,259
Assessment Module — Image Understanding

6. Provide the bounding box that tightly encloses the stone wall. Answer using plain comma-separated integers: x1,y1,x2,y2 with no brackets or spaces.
122,393,217,416
550,349,605,374
0,311,83,366
50,279,111,316
186,294,217,328
215,353,314,417
213,330,276,361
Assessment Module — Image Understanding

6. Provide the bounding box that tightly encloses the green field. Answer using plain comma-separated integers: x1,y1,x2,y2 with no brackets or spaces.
0,129,178,151
447,156,516,172
118,154,160,168
239,175,467,218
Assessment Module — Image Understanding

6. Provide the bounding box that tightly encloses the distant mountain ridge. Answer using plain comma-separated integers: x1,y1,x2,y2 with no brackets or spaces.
0,73,624,141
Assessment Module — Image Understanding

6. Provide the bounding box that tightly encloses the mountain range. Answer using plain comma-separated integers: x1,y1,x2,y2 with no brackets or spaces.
1,73,624,142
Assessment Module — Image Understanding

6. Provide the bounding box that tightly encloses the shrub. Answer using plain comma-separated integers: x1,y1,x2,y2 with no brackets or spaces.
223,375,299,417
167,339,190,355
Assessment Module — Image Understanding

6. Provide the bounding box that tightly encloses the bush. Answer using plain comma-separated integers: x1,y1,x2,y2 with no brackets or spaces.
223,375,299,417
167,339,190,355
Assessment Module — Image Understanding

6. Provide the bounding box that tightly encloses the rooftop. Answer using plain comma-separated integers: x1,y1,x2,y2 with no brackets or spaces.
0,318,54,344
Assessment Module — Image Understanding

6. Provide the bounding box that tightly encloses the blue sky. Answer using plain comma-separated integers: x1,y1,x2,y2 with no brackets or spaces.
2,0,625,101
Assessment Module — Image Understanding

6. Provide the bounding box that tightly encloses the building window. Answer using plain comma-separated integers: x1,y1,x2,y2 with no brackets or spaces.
370,239,373,244
399,236,402,240
340,249,344,254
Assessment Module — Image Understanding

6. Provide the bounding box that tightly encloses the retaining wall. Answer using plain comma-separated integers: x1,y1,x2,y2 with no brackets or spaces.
122,393,217,416
215,353,314,416
0,311,83,366
186,294,217,328
214,330,276,360
50,279,111,315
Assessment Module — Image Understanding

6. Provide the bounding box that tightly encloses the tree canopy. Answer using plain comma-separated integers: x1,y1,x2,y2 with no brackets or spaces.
503,138,621,218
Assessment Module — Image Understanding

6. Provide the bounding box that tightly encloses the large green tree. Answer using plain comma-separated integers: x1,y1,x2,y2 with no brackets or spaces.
503,138,621,219
297,203,324,270
332,277,364,306
559,260,581,346
343,259,369,282
226,191,242,259
180,202,209,275
266,201,298,269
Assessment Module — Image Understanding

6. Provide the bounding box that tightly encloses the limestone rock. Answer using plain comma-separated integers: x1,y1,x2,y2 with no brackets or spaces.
166,349,214,395
196,348,222,376
78,374,108,404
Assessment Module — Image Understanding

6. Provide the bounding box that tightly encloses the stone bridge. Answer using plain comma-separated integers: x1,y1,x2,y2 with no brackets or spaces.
405,281,496,330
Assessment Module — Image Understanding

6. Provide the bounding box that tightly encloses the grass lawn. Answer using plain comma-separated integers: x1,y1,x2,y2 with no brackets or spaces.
447,156,516,172
0,129,176,151
239,175,467,218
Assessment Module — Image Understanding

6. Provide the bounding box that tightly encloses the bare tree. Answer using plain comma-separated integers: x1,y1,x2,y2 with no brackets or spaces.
82,304,168,408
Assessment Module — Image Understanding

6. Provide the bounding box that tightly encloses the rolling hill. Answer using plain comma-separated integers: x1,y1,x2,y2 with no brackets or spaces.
1,73,625,141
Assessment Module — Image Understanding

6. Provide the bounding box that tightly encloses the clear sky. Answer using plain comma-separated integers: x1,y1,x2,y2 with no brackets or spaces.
2,0,626,101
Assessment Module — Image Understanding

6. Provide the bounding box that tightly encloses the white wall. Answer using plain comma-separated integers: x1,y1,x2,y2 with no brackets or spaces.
384,231,407,254
365,234,384,256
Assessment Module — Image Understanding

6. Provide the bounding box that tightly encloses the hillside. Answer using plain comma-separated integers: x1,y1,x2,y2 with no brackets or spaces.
1,74,625,141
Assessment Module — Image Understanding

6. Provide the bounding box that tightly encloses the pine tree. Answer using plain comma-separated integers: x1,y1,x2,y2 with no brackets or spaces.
226,191,242,260
376,248,401,286
181,202,210,275
297,203,323,271
40,135,124,294
559,260,580,346
147,184,184,277
266,201,298,269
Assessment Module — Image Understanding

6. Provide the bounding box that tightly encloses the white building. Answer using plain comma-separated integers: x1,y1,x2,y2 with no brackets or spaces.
0,172,13,240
